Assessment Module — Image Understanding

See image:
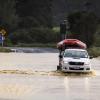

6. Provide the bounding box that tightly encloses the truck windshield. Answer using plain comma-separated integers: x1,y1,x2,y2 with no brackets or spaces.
64,50,88,58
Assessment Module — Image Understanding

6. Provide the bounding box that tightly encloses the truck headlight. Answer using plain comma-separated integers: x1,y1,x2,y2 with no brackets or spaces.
63,61,68,64
85,62,90,65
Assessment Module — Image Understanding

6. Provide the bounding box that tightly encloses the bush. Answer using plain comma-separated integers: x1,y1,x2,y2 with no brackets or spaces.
91,24,100,47
4,38,13,47
0,47,11,52
15,43,56,48
68,11,98,47
88,47,100,57
10,28,60,44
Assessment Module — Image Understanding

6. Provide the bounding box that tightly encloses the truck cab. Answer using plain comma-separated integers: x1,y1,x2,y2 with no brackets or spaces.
58,48,92,72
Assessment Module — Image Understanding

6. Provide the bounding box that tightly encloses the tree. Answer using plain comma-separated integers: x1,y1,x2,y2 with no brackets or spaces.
0,0,18,32
16,0,53,28
67,11,98,47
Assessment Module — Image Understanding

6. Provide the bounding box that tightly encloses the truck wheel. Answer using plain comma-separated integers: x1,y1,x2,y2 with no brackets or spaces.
57,65,61,70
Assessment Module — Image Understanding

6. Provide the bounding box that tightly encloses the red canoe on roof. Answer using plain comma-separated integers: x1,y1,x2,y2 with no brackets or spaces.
57,39,87,50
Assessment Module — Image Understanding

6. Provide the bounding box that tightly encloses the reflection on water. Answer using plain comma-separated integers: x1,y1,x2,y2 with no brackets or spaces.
64,77,90,92
0,84,33,99
0,75,42,100
64,76,100,100
0,73,99,100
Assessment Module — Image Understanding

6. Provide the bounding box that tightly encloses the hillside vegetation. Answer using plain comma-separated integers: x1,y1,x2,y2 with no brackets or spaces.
0,0,100,48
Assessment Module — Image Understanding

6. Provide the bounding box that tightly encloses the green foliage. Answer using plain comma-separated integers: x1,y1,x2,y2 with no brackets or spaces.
68,11,98,47
15,43,56,48
16,0,52,28
93,33,100,46
0,0,18,32
0,47,11,52
1,0,100,46
88,47,100,57
4,38,13,47
10,28,60,44
52,27,60,32
0,0,52,33
93,25,100,46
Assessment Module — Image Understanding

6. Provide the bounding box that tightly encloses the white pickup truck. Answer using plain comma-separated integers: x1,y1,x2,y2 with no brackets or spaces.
57,48,92,72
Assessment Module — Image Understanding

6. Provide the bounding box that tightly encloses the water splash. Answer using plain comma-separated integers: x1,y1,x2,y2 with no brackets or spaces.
0,70,95,77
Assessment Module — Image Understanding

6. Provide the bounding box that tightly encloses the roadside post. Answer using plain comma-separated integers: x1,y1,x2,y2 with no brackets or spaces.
60,20,70,40
0,29,6,47
60,21,66,40
0,34,5,47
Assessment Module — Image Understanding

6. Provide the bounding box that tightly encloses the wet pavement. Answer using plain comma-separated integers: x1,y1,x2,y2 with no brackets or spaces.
0,51,100,100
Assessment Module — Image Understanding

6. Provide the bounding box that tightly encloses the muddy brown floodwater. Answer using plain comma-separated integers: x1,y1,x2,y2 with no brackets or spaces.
0,53,100,100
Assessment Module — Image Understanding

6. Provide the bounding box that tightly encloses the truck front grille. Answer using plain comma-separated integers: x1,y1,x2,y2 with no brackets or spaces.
69,67,84,70
69,62,84,65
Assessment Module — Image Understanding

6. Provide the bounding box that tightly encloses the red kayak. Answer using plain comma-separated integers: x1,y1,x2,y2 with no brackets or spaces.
57,39,87,50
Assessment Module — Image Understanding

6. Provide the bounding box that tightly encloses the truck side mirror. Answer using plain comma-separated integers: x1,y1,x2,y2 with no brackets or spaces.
59,55,63,58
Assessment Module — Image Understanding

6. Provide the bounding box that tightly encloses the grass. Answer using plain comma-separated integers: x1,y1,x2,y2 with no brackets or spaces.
13,43,57,48
52,27,60,32
0,47,12,52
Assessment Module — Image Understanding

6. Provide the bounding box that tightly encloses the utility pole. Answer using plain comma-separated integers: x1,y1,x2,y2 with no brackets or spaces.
2,34,4,47
0,28,6,47
60,19,69,40
60,20,66,40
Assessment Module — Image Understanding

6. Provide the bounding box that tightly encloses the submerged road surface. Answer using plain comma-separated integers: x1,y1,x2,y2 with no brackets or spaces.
0,48,100,100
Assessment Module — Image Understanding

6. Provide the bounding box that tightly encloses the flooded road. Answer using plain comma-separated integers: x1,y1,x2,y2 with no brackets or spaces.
0,52,100,100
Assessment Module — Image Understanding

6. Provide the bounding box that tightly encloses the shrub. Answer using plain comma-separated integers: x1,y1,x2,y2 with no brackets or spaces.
4,38,13,47
10,28,60,44
88,47,100,57
15,43,56,48
68,11,98,47
0,47,11,52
